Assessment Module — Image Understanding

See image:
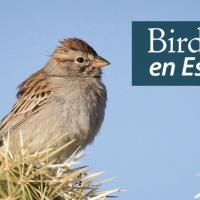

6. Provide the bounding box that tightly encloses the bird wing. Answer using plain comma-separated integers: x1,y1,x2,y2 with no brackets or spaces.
0,70,52,137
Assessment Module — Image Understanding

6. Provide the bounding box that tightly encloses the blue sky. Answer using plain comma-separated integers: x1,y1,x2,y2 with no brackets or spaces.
0,1,200,199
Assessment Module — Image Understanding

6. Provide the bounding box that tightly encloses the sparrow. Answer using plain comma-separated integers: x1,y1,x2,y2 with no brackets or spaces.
0,38,110,161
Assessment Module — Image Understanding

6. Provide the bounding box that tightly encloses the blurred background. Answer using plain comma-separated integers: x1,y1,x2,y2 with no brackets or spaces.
0,1,200,199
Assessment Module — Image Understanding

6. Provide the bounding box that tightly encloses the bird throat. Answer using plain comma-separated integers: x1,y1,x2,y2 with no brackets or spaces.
80,66,102,78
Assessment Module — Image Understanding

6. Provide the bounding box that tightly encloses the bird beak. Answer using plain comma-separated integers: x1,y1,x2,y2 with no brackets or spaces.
92,56,110,68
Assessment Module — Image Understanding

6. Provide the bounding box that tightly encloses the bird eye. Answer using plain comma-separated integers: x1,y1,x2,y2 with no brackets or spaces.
76,57,85,63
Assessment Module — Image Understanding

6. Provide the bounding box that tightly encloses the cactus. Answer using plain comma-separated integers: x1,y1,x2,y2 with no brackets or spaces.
0,132,122,200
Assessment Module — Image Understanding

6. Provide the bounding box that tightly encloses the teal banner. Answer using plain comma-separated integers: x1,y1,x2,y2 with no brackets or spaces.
132,21,200,86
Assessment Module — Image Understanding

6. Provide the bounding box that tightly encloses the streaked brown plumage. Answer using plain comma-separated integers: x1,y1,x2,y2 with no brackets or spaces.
0,38,110,161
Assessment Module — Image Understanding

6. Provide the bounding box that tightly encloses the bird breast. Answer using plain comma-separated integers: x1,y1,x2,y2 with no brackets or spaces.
49,77,107,146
